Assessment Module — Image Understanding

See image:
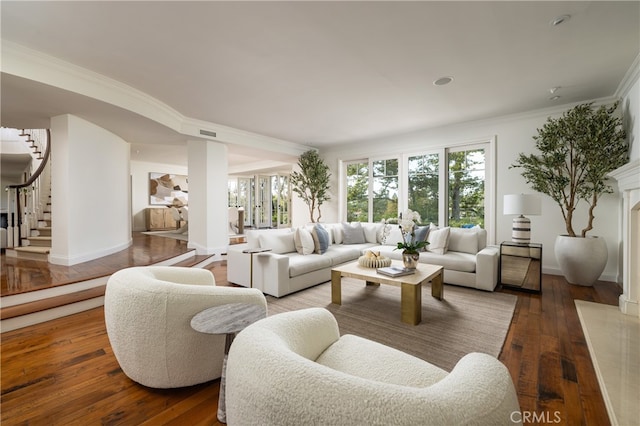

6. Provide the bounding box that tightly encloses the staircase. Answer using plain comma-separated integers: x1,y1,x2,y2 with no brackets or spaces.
4,128,52,262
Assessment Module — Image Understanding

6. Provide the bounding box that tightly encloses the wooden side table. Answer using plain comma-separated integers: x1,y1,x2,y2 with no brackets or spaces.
191,303,267,423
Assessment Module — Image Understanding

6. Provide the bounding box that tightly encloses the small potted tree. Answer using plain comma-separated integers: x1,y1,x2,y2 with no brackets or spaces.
511,101,628,286
290,150,331,223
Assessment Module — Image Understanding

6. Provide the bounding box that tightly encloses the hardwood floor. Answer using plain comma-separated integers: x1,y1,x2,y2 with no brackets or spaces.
1,233,195,297
0,245,622,425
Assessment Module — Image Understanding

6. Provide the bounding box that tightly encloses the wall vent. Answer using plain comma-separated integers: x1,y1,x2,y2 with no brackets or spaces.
199,129,217,138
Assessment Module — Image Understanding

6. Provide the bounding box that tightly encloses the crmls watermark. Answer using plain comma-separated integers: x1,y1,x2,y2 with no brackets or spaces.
511,410,562,424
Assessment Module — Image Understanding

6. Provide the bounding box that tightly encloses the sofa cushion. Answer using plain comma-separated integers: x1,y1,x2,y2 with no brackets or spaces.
259,232,296,254
288,254,332,278
448,227,480,255
342,222,366,244
246,228,292,249
294,227,315,255
322,246,361,266
420,250,476,272
311,224,330,254
327,223,343,244
361,222,384,244
427,227,450,255
382,226,403,246
414,225,430,249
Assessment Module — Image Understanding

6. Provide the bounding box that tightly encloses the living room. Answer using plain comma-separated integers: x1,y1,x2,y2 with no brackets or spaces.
1,1,639,425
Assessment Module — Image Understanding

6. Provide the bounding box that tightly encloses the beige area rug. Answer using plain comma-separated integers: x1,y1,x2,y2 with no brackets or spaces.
266,279,517,371
142,230,188,241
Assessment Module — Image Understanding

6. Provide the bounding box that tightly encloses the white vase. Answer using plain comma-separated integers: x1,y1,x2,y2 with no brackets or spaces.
554,235,608,286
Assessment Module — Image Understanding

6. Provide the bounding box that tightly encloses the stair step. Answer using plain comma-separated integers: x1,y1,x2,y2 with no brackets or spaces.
37,227,52,236
6,247,50,261
14,246,50,254
28,236,52,247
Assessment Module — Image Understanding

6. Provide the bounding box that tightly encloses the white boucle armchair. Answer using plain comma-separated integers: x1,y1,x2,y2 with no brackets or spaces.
104,266,266,389
226,308,521,426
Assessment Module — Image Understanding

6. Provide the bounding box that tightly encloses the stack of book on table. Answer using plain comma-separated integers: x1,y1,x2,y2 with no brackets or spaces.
376,266,416,277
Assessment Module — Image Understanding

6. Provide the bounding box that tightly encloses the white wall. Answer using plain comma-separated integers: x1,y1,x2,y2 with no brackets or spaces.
319,99,627,282
130,160,188,231
49,115,131,265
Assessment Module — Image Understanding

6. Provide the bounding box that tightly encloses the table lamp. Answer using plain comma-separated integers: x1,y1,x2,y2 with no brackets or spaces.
504,194,541,243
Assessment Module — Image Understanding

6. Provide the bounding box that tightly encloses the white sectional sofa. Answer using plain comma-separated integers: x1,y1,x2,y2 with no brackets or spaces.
227,222,499,297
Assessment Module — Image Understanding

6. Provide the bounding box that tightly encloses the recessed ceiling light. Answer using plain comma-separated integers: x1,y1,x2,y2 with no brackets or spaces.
549,95,561,101
550,14,571,26
433,76,454,86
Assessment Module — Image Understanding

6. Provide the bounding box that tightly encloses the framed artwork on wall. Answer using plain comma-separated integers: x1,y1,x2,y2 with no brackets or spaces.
149,172,189,206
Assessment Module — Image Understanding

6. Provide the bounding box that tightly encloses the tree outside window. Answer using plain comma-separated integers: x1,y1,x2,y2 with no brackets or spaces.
408,153,439,224
346,162,368,222
372,159,398,222
448,149,485,228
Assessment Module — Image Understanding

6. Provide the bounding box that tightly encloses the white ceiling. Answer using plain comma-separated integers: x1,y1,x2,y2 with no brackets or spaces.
1,1,639,168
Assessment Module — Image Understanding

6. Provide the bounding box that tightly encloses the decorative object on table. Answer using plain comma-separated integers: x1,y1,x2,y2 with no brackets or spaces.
290,150,331,223
358,250,392,268
376,265,416,278
511,101,628,286
503,193,541,243
392,209,429,269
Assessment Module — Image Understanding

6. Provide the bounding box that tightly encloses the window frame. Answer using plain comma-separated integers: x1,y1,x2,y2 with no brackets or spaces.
340,136,495,243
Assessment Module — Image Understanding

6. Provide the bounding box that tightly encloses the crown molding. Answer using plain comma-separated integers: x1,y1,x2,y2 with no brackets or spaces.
181,118,312,158
1,41,312,158
1,41,185,132
615,52,640,100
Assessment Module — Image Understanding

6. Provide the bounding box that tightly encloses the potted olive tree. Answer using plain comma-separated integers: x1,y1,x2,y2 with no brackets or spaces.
290,150,331,223
511,101,628,286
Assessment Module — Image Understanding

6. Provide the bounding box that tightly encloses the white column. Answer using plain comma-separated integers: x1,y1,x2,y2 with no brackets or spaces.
187,139,228,257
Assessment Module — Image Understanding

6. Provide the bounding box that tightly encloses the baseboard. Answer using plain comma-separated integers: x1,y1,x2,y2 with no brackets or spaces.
619,294,639,317
49,239,133,266
543,267,618,284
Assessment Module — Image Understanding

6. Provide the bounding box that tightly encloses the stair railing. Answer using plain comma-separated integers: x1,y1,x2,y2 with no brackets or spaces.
5,129,51,248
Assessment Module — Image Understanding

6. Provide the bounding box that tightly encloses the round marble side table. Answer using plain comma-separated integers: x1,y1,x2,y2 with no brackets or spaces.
191,302,267,423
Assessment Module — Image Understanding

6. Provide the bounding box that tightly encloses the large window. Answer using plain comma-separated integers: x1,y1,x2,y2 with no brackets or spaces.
346,161,368,222
448,149,485,227
372,159,398,222
344,141,491,234
408,153,439,224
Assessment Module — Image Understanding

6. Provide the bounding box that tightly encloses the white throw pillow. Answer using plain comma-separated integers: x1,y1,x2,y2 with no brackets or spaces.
294,227,315,255
259,232,296,254
332,225,344,244
448,228,479,254
342,222,366,244
427,227,451,255
383,226,404,246
362,223,384,244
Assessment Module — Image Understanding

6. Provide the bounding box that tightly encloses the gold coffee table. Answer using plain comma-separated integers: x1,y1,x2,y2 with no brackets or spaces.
331,260,444,325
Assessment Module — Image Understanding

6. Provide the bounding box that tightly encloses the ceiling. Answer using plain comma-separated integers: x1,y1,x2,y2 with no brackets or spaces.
1,1,638,169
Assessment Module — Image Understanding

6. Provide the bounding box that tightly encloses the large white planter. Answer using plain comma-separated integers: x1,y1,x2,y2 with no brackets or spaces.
554,235,608,286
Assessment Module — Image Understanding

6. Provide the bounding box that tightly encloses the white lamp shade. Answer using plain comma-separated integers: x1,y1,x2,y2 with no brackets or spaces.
503,194,541,216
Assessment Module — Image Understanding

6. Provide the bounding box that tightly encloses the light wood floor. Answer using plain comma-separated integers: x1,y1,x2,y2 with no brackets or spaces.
0,235,622,425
